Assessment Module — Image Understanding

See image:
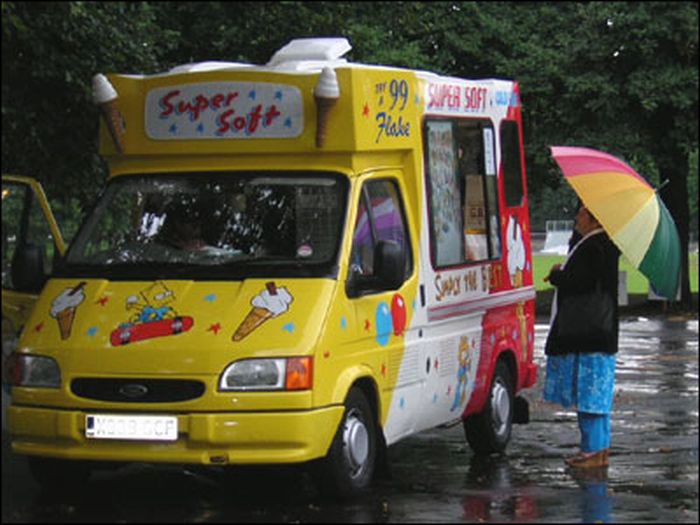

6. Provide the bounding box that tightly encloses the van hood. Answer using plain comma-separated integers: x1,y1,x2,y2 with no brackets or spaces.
21,278,336,376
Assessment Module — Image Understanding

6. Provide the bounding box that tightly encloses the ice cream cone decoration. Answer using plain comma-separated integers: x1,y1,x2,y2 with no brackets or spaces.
232,282,293,342
232,307,273,342
314,67,340,148
93,73,126,153
507,216,526,288
50,282,87,340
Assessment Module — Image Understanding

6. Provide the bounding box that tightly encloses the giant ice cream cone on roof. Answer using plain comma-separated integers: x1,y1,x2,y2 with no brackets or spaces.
93,73,125,153
314,67,340,148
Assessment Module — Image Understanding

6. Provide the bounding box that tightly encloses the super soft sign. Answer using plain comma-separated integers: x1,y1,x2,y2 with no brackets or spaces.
145,82,303,140
424,80,519,117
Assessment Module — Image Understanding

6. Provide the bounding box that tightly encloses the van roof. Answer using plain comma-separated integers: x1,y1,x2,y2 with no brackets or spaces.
118,38,436,78
114,37,514,87
95,38,520,163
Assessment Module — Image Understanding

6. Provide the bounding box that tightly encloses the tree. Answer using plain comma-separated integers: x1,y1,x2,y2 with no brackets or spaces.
2,2,697,305
2,2,177,208
461,1,697,306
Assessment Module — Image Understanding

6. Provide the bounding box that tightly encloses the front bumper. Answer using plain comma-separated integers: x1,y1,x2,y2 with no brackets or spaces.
9,404,343,465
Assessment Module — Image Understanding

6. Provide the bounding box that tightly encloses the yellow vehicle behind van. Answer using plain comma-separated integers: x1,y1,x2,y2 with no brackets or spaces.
7,38,536,498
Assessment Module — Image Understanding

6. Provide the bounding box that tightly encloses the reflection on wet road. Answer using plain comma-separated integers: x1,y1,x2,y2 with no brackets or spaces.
2,317,698,522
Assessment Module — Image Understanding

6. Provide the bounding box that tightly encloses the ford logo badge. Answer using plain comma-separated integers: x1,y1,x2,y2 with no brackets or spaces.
119,383,149,399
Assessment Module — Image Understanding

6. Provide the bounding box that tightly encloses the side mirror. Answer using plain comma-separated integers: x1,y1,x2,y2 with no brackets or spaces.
374,240,406,290
11,244,46,293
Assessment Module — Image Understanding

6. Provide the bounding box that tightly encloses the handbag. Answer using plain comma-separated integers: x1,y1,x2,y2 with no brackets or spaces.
557,283,614,338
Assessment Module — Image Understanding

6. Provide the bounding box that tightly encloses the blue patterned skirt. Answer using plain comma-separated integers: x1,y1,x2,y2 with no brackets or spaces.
543,353,616,414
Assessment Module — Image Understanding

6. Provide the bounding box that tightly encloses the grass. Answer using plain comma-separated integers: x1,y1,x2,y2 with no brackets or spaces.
533,252,699,294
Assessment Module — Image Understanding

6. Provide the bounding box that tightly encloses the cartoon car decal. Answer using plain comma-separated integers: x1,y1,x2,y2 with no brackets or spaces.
110,282,193,346
111,316,194,346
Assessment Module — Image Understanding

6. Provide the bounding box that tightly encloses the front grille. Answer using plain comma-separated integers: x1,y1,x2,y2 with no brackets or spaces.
71,378,205,403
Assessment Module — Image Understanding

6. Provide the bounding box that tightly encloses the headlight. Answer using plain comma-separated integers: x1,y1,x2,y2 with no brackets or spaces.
219,357,312,391
5,353,61,388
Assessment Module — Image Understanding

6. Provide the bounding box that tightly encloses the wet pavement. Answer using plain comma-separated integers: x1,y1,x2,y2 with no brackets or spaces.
2,315,698,522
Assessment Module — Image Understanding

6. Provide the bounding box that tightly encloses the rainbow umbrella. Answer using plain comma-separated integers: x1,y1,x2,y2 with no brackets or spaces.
550,146,681,299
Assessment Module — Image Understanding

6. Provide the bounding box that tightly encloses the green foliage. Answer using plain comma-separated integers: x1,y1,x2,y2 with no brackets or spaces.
1,1,697,300
2,2,178,207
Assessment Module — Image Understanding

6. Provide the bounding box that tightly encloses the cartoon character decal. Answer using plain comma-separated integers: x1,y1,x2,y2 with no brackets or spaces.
451,336,473,412
506,215,526,287
110,281,193,346
232,282,293,342
50,282,87,340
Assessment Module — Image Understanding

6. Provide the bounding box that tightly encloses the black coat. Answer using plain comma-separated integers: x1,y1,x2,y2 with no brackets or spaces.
544,230,620,356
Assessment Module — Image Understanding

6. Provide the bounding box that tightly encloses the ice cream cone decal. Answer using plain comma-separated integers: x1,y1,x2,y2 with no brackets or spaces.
314,67,340,147
232,282,293,342
93,73,126,153
50,282,87,340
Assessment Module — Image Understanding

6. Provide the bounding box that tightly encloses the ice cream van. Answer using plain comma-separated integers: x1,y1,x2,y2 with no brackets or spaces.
6,38,536,498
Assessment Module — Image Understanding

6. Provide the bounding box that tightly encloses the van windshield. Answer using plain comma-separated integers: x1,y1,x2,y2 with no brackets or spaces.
61,172,348,280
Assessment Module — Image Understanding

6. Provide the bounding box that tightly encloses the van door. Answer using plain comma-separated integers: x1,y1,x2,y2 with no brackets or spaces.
2,175,65,335
345,174,421,444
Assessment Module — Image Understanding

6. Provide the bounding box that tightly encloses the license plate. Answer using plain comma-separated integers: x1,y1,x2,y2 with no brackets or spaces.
85,414,178,441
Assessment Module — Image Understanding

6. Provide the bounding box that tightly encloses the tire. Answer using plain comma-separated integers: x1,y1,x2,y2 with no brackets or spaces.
464,360,514,454
313,387,377,500
27,456,91,491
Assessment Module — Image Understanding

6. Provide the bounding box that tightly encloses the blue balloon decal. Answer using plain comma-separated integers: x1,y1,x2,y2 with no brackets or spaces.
375,302,393,346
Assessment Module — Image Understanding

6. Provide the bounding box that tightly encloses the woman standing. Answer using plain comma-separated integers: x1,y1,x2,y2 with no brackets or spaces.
543,205,620,468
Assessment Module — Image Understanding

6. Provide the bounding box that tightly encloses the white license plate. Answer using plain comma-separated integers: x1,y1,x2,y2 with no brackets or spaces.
85,414,178,441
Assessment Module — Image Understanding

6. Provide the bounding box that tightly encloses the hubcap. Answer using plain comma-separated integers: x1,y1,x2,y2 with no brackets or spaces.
491,379,511,437
342,410,369,477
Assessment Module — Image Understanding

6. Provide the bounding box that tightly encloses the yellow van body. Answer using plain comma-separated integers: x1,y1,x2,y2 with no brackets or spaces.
8,39,536,494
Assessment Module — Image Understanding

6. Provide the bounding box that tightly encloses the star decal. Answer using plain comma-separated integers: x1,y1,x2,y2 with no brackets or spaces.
362,103,370,117
34,321,44,333
381,362,387,377
95,296,109,306
364,319,371,332
207,323,222,335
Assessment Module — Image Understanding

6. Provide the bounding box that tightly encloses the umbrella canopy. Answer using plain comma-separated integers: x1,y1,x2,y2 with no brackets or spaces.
550,146,681,300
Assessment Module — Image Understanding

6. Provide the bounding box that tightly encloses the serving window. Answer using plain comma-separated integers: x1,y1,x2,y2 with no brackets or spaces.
424,118,501,268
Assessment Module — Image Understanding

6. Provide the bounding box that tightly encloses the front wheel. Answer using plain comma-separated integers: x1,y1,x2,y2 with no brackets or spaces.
312,387,377,500
463,360,514,454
